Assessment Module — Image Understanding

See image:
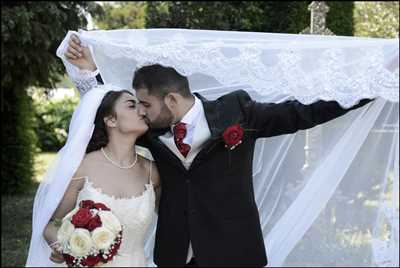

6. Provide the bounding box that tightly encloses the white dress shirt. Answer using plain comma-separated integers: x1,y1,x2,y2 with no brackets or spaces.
158,95,211,263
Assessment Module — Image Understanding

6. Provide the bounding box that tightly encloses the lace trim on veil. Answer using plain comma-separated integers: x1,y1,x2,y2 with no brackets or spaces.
86,32,399,108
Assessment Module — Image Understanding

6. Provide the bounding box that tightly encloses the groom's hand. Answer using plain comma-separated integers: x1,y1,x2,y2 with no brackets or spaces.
65,33,97,72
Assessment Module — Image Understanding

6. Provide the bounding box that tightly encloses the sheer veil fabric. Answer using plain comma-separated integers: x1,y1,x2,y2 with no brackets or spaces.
27,28,398,267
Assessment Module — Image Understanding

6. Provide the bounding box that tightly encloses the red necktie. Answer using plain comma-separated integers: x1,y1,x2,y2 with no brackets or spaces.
173,122,191,157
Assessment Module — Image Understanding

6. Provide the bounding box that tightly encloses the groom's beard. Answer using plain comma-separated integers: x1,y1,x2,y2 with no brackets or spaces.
147,104,174,130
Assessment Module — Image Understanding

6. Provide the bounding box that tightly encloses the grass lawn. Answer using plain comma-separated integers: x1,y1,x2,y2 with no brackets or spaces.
1,152,57,267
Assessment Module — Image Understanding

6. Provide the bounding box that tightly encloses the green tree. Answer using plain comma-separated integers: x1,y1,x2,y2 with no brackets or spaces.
93,2,147,29
31,88,79,152
326,1,354,36
146,2,281,32
1,2,102,194
145,2,353,35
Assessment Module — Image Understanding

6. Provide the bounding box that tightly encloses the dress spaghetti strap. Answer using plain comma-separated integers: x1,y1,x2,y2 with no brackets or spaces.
71,176,88,181
148,160,153,185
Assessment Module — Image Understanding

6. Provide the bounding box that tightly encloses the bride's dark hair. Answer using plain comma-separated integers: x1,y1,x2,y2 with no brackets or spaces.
86,90,135,154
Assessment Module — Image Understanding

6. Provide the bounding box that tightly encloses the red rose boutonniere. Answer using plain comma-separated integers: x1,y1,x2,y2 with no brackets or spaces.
223,124,244,150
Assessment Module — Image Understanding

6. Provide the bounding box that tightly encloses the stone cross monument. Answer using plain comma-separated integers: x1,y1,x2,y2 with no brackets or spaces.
301,1,334,35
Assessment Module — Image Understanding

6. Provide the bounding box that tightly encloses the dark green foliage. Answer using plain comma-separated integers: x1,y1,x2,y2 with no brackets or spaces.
2,90,37,194
145,1,353,35
1,2,101,194
33,94,78,152
146,2,309,33
326,1,354,36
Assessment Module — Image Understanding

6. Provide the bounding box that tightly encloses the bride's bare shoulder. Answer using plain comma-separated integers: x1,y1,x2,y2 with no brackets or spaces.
73,150,104,178
84,150,104,163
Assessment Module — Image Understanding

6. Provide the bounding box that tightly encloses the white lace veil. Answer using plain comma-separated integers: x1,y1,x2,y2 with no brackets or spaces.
25,84,131,267
29,29,399,267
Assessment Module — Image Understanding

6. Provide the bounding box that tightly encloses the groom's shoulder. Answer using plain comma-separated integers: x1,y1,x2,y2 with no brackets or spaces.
217,89,252,102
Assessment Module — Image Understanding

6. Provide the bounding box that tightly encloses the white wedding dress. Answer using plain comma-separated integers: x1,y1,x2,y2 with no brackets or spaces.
75,176,156,267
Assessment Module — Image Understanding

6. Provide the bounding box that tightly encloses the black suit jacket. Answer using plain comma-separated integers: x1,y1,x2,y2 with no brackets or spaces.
136,90,372,267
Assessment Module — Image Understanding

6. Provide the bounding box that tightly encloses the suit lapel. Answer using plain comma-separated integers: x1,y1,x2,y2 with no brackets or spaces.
189,93,226,168
147,130,189,173
194,93,224,139
185,112,211,163
158,134,186,163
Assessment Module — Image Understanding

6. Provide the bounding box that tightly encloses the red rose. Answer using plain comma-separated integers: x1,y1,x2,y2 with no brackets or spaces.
79,200,95,209
109,240,121,260
93,202,110,211
223,124,244,147
102,235,122,262
86,215,102,231
63,253,75,266
71,208,92,228
81,254,101,267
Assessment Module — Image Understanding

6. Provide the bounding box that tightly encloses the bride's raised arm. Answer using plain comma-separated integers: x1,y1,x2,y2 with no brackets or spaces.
57,32,102,97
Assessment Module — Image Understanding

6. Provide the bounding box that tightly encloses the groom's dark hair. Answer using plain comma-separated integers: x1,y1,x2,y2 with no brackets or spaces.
132,64,191,98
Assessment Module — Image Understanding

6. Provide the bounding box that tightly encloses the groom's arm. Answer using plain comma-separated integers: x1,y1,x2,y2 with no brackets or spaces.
237,90,373,139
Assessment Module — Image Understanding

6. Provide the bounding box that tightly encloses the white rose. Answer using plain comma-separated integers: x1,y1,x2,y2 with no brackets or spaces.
63,207,79,221
69,228,93,257
91,227,115,250
98,211,121,235
57,220,75,245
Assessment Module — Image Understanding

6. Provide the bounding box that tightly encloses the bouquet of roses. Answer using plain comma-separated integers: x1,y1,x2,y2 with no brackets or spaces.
56,200,123,267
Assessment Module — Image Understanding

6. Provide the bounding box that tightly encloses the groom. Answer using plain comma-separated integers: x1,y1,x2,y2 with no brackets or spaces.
65,34,372,267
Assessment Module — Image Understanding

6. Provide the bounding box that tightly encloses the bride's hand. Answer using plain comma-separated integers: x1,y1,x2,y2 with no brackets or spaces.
49,243,65,263
65,33,97,72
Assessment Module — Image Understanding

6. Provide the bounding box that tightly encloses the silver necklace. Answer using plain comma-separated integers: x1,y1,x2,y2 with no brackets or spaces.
101,147,138,169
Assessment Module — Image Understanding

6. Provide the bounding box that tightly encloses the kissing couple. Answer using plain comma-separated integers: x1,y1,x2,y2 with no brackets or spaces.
26,31,373,267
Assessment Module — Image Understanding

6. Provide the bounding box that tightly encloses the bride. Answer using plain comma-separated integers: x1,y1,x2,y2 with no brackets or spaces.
26,83,161,266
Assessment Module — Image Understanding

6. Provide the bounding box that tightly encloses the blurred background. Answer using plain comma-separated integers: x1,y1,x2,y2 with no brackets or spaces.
1,1,399,267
